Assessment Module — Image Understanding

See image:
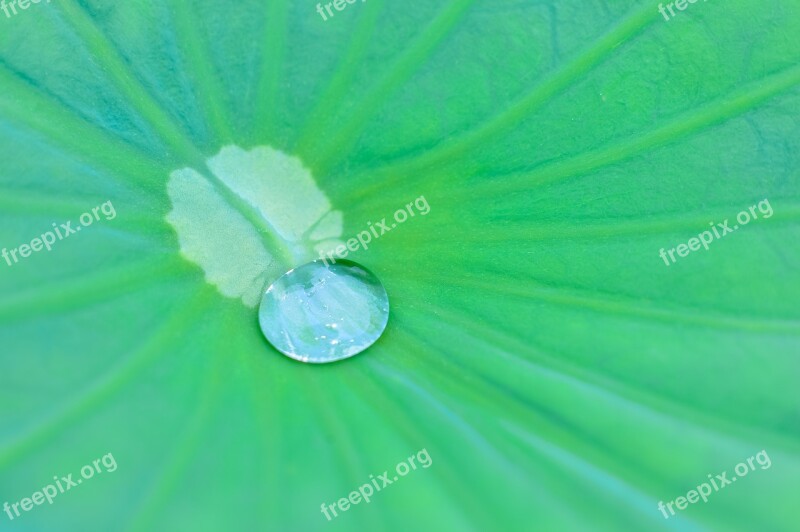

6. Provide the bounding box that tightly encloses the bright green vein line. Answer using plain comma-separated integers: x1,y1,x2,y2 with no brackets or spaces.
406,299,800,454
0,63,166,191
341,1,658,198
253,0,289,141
504,425,696,528
54,0,204,165
396,273,800,334
312,0,477,174
382,322,607,482
405,2,656,167
167,0,234,142
405,299,758,489
126,339,225,532
347,359,495,529
240,338,280,526
364,338,538,513
399,299,625,405
527,65,800,186
302,370,368,517
474,63,800,196
0,190,115,215
410,207,800,241
0,256,192,323
293,0,385,155
0,287,215,471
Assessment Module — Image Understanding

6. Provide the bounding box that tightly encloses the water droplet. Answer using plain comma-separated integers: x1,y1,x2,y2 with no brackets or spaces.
258,260,389,363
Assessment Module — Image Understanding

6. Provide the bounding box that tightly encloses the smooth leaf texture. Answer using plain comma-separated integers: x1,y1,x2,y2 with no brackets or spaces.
1,0,799,531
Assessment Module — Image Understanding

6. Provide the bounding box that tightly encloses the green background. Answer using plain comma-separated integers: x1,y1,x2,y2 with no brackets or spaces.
1,0,799,530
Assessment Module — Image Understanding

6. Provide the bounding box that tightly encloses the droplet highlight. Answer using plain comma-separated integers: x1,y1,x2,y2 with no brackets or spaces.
258,260,390,363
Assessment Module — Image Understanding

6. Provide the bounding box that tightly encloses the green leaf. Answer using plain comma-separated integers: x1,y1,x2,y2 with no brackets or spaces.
1,0,798,530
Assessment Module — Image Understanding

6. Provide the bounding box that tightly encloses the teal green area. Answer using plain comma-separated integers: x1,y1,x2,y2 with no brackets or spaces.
0,0,799,530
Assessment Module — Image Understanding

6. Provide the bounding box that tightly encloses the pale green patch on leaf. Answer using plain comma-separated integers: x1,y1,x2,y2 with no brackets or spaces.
166,145,344,307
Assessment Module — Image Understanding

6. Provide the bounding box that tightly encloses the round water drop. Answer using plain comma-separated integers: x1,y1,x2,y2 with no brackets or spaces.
258,260,390,363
